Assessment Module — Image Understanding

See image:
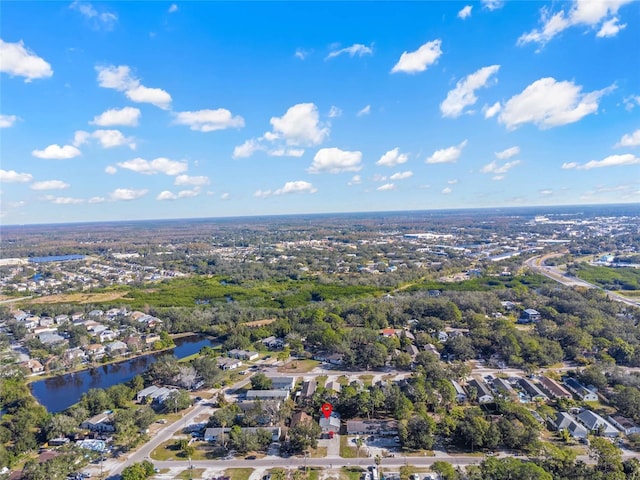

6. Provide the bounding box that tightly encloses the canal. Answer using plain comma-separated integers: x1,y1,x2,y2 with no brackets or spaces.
30,335,215,413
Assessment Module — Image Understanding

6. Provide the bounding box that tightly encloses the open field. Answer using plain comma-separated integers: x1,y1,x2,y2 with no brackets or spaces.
225,468,254,480
278,359,320,373
25,291,129,304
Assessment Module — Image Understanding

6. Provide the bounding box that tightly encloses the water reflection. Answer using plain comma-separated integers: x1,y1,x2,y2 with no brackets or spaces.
30,336,214,413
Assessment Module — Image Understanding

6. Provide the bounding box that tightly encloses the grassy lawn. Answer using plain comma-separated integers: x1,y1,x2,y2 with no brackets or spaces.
340,467,365,480
339,436,357,458
399,466,432,480
338,375,349,386
308,446,328,458
225,468,254,480
176,468,206,479
359,374,374,387
151,440,224,461
278,359,320,373
402,450,435,457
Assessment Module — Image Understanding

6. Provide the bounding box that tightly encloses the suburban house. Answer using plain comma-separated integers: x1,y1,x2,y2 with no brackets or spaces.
84,344,106,359
319,413,341,434
467,379,494,404
607,415,640,435
346,419,398,436
577,410,619,437
80,412,115,433
98,330,117,343
20,359,44,374
106,340,127,355
325,380,342,393
518,308,541,324
550,412,588,439
217,357,243,370
538,376,572,400
63,347,86,363
300,379,317,399
261,336,285,350
451,380,467,402
564,378,598,401
314,352,344,365
423,344,440,358
518,378,548,401
227,349,259,361
245,390,290,401
492,377,515,397
136,385,178,405
290,411,313,429
268,376,296,390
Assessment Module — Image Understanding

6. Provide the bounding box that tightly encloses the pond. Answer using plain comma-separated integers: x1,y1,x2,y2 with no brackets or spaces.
30,335,216,413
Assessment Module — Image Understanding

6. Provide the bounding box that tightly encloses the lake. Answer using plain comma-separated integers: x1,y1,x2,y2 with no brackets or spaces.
30,335,216,413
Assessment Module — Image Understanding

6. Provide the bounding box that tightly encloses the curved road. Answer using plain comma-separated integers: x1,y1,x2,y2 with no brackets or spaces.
525,254,640,308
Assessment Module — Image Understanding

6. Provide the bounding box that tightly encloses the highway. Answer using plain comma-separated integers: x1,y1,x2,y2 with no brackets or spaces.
524,253,640,308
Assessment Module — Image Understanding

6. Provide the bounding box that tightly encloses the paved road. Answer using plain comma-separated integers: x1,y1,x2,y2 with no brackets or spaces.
525,254,640,308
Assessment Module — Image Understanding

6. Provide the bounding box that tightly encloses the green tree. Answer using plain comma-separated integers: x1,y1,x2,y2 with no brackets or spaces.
289,420,321,454
431,461,459,480
250,373,273,390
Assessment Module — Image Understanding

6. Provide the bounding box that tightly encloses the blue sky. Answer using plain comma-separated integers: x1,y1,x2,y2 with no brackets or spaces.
1,1,639,225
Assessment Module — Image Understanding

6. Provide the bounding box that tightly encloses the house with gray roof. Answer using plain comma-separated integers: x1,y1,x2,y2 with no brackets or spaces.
551,412,588,439
577,410,619,437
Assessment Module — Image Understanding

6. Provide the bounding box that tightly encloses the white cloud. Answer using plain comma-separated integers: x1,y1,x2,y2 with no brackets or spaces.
426,140,468,164
294,48,311,60
357,105,371,117
116,157,188,175
482,0,504,10
308,147,363,174
481,159,521,176
390,39,442,74
597,17,626,37
157,190,177,201
440,65,500,118
268,148,305,157
377,147,408,167
483,102,501,119
623,95,640,111
92,129,136,149
498,77,612,130
234,103,328,159
518,0,633,46
70,1,118,30
73,129,135,149
32,144,81,159
328,106,343,118
0,169,33,183
495,146,520,159
96,65,172,109
44,195,84,205
91,106,141,126
88,196,106,203
72,130,91,147
0,39,53,82
31,180,70,190
441,187,452,194
253,189,272,198
126,85,172,110
326,43,373,60
377,183,395,191
105,166,117,174
348,175,362,185
458,5,472,19
168,3,178,13
615,129,640,148
174,108,244,132
0,114,18,128
565,153,640,170
448,179,458,184
273,180,317,195
174,174,210,186
110,188,148,201
220,192,230,200
390,171,413,181
177,188,200,198
270,103,328,146
539,189,553,195
233,139,263,159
